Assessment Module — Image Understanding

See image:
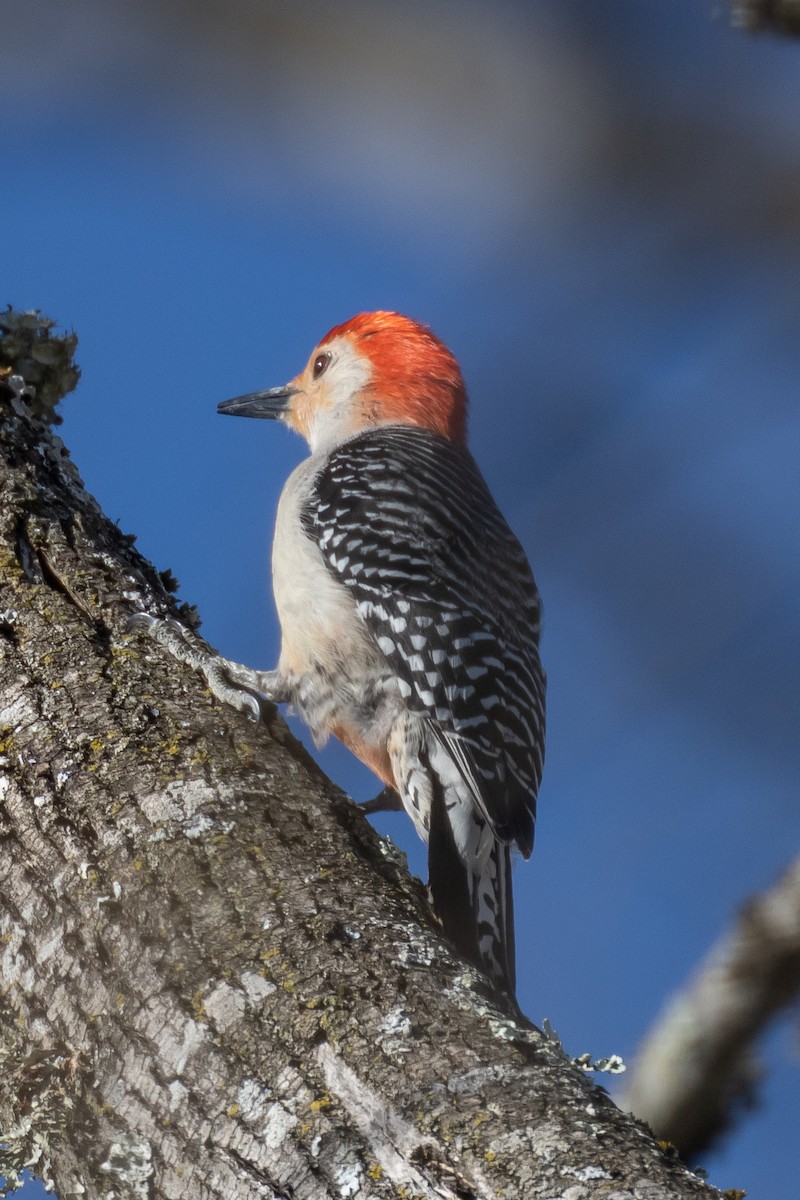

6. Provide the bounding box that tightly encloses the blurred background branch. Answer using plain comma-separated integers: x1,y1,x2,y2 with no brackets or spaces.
733,0,800,34
622,857,800,1159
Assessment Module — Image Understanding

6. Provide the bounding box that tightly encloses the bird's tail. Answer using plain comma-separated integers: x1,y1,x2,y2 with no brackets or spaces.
428,778,516,997
474,838,516,996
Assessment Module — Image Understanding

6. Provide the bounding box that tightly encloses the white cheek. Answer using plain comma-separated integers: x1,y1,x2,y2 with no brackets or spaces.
331,346,373,398
307,343,372,453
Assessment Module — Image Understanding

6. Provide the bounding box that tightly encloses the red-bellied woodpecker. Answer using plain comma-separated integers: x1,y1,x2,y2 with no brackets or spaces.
134,312,545,998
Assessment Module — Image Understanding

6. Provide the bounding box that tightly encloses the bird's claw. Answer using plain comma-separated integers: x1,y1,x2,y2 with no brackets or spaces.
129,611,266,724
360,785,404,815
203,657,263,723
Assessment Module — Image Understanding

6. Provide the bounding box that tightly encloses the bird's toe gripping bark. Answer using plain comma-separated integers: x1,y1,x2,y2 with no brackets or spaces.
359,785,404,815
128,613,278,722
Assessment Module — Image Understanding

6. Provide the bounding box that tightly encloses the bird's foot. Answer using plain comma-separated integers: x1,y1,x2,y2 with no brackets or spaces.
359,785,403,815
128,614,286,722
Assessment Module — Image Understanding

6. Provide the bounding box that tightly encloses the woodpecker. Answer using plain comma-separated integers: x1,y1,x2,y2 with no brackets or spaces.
135,312,545,998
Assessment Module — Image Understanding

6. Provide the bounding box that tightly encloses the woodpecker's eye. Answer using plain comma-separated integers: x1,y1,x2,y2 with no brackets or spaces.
313,352,331,379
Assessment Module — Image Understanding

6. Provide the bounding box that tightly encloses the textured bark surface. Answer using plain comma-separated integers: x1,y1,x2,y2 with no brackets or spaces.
0,373,724,1199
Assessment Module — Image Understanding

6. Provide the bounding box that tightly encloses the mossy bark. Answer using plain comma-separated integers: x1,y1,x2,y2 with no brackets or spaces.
0,378,722,1199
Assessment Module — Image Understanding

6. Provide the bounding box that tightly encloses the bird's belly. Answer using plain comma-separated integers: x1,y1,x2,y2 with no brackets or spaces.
272,465,402,762
272,463,376,680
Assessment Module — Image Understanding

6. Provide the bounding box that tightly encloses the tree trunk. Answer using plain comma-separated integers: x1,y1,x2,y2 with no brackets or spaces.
0,327,723,1199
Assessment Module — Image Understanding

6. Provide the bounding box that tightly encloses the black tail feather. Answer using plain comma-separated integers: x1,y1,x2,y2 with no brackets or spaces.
428,776,479,968
428,775,517,998
495,841,516,996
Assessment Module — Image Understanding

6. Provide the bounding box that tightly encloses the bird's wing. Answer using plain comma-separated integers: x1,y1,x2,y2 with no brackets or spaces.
302,425,545,855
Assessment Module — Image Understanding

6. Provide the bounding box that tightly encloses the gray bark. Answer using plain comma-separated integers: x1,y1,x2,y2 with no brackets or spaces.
0,327,724,1199
622,857,800,1159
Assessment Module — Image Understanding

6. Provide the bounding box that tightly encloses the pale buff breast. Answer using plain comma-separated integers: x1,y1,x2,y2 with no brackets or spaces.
271,456,381,682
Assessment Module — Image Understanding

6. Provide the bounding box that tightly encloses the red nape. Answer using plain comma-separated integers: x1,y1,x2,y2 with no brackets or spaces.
319,311,468,443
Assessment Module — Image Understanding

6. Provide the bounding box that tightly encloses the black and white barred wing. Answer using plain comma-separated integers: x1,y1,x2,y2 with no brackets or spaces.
303,425,546,857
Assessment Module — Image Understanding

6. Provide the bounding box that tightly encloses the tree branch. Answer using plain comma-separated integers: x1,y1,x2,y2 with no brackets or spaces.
0,312,723,1198
622,857,800,1159
732,0,800,34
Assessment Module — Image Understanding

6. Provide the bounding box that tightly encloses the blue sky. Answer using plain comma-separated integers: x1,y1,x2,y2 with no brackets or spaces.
3,2,800,1196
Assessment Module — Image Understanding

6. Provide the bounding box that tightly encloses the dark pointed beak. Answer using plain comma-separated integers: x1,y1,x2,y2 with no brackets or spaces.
217,385,297,419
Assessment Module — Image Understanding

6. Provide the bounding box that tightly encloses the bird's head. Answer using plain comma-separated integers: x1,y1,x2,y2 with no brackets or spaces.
218,311,467,452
